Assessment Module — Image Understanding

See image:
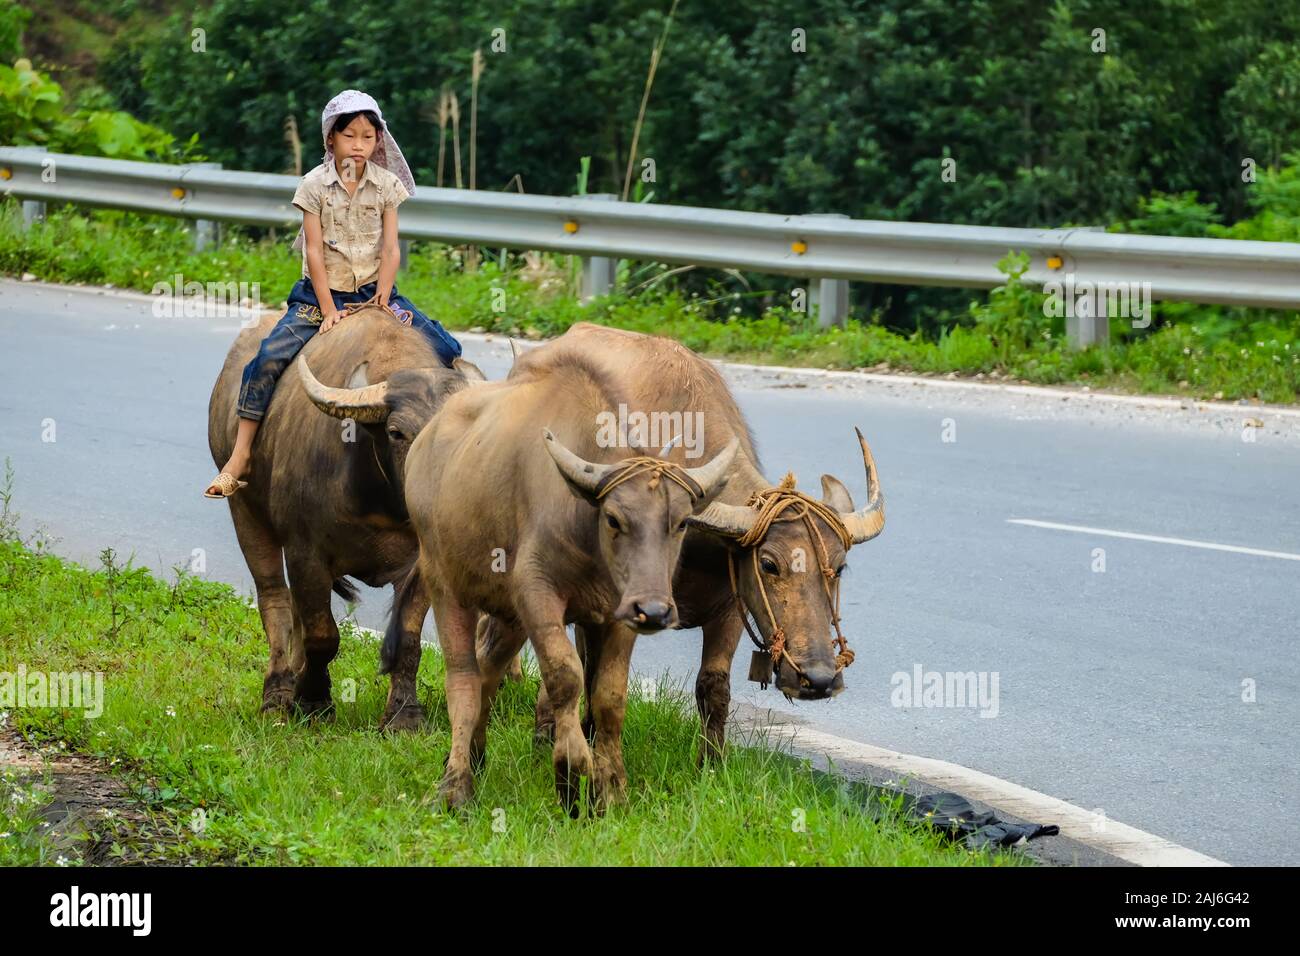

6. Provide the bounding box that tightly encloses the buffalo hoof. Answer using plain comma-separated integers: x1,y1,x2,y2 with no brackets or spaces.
438,768,475,811
381,702,427,733
554,734,594,818
695,736,726,769
261,675,296,713
592,766,627,815
293,697,335,720
260,695,293,716
532,721,556,748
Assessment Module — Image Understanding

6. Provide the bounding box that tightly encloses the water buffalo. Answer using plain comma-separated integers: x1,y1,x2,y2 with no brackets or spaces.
519,325,885,765
388,346,739,811
207,305,484,726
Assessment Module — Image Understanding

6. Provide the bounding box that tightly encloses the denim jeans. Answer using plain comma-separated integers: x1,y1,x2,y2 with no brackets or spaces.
236,278,463,421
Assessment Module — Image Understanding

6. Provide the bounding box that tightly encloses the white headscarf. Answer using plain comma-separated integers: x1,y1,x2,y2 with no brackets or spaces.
291,89,416,253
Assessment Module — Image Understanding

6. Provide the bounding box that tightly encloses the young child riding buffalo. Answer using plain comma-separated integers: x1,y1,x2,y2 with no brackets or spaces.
204,89,462,498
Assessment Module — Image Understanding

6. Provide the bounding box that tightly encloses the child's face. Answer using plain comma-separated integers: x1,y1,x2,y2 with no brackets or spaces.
328,115,379,180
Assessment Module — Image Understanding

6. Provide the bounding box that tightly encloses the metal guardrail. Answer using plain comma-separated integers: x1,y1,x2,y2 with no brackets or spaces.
4,146,1299,341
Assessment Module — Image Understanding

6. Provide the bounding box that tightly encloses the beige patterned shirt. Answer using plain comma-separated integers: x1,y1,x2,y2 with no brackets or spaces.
292,160,411,292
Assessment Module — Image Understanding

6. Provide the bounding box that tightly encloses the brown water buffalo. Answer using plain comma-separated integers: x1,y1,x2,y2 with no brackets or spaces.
389,346,739,811
518,324,885,765
207,305,484,725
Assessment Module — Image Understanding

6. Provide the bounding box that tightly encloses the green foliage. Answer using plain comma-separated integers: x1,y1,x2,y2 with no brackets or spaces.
1118,192,1223,238
5,194,1298,403
85,0,1300,333
0,534,1013,866
969,252,1054,362
0,0,29,63
0,55,201,161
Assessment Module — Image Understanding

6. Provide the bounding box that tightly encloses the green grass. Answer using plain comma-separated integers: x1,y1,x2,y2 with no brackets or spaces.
0,508,1017,866
5,198,1295,403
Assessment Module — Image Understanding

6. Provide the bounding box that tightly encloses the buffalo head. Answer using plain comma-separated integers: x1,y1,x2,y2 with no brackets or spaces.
688,429,884,700
296,354,486,494
543,430,741,634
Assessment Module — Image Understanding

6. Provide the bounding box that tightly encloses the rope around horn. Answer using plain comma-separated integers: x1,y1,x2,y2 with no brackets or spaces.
729,473,856,682
594,456,704,502
593,456,706,533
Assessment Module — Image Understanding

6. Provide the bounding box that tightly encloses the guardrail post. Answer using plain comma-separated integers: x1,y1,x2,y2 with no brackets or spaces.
399,238,411,272
806,214,849,327
1063,228,1109,348
1067,300,1109,348
21,198,45,231
15,147,47,231
576,193,617,302
186,162,222,252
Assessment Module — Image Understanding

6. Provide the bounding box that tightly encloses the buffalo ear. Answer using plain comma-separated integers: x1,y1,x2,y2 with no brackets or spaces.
819,474,855,513
452,356,487,382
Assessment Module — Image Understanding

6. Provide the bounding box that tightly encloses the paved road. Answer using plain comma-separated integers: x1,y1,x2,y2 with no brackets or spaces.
2,279,1297,865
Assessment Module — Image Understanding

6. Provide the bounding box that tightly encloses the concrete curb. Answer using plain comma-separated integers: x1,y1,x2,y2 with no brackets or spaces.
734,706,1228,867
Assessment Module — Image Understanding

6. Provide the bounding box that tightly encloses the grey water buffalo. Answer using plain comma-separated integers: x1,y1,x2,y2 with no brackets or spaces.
520,324,885,764
207,305,484,725
387,346,739,811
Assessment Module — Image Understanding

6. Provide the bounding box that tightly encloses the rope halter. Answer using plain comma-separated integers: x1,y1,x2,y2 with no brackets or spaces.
727,472,856,690
594,456,705,531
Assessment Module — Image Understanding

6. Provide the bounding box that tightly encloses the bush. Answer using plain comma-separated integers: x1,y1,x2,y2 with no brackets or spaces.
0,55,202,161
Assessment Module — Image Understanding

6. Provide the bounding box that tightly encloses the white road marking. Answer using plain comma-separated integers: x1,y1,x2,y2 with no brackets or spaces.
1008,518,1300,562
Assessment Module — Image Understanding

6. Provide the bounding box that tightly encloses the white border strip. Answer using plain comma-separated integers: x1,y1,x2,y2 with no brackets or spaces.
757,720,1229,867
1009,518,1300,562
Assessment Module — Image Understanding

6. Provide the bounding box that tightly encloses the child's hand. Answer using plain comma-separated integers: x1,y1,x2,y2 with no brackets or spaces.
320,308,343,334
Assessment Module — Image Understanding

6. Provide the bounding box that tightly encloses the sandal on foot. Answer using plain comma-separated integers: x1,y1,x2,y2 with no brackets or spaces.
203,472,248,499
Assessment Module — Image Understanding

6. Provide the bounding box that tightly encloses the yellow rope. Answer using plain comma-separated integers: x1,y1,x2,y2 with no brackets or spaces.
594,456,704,502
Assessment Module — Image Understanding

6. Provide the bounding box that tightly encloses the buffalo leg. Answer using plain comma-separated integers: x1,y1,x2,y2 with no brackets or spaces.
504,651,525,683
696,609,742,765
575,624,604,743
381,576,428,733
285,557,339,718
430,589,482,810
518,595,592,816
472,616,529,765
587,622,636,811
228,498,295,713
533,677,556,745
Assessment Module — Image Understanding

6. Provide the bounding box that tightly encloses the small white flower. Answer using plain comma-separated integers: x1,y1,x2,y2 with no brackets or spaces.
55,855,70,866
165,706,177,718
0,832,11,838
